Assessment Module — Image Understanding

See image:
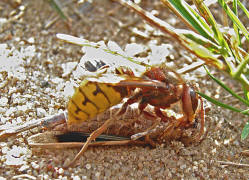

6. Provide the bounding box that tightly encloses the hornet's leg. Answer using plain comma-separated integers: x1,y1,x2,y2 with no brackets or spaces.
138,99,156,119
116,90,143,116
113,91,144,134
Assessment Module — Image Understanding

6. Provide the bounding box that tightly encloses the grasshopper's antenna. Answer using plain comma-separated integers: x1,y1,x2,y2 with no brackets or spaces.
0,112,67,140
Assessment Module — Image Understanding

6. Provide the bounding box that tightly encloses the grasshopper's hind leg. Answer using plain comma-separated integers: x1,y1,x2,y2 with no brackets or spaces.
64,117,115,168
29,135,144,149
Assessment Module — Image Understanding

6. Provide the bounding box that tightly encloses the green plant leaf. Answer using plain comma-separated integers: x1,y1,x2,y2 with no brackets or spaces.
241,121,249,140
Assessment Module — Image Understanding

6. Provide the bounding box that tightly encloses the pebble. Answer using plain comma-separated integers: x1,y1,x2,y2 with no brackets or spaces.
0,107,6,114
19,164,29,172
27,37,35,44
180,164,186,170
58,168,64,175
43,175,49,180
202,167,208,173
0,18,7,25
63,159,71,167
5,107,17,117
233,140,240,146
113,163,120,170
1,146,8,154
209,169,217,178
19,5,25,11
105,169,111,178
31,162,40,170
95,172,101,177
138,162,143,169
61,176,68,180
0,97,8,106
36,107,46,117
85,163,91,170
14,37,21,42
72,176,81,180
211,148,217,154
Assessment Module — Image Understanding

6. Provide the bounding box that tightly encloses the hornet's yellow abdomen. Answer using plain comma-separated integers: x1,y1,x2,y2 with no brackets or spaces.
67,79,125,125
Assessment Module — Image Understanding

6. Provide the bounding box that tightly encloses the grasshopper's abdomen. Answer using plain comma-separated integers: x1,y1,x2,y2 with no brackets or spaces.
67,80,127,125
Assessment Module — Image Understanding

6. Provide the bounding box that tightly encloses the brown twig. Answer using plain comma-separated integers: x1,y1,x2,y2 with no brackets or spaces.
217,160,249,168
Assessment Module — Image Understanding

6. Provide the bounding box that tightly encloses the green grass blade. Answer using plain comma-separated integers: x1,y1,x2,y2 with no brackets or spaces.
241,109,249,114
46,0,68,21
193,0,238,70
179,30,225,55
193,0,224,43
165,0,237,73
204,66,249,106
232,0,241,46
233,55,249,79
218,0,249,42
163,0,214,41
241,121,249,140
238,1,249,20
197,92,249,116
243,86,249,101
177,32,225,69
